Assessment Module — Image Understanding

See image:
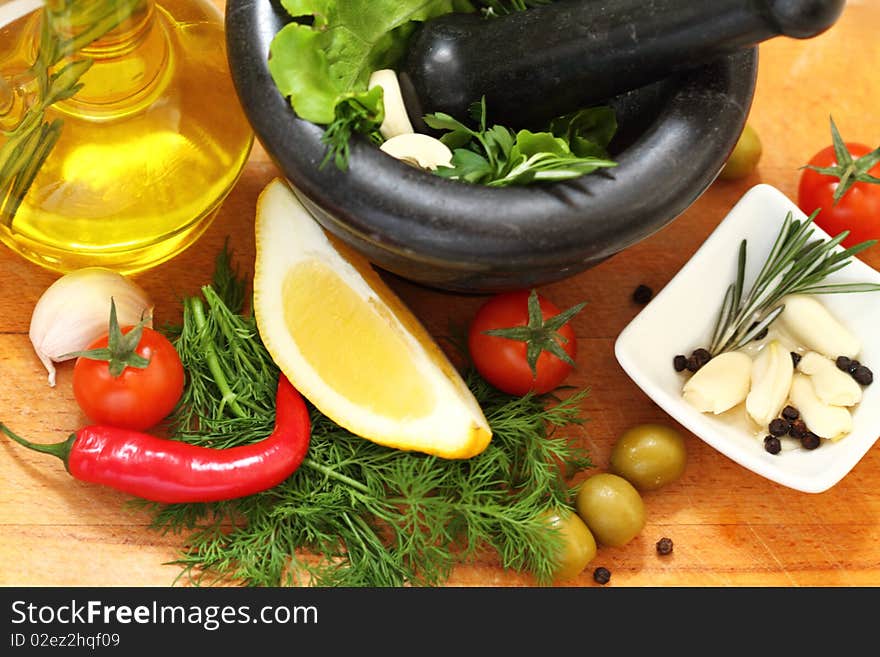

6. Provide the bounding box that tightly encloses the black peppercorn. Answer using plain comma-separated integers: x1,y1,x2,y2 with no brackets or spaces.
788,418,807,439
764,435,782,455
593,567,611,585
656,537,674,555
853,365,873,386
781,405,800,421
836,355,851,372
673,354,688,372
801,432,821,450
687,348,712,372
790,352,802,368
768,418,790,436
633,284,653,305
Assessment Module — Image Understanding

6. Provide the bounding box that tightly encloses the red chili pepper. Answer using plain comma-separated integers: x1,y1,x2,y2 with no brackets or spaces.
1,375,310,504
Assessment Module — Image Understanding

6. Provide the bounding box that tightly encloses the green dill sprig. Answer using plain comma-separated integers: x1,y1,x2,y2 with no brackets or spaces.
320,86,385,171
708,209,880,355
144,246,592,587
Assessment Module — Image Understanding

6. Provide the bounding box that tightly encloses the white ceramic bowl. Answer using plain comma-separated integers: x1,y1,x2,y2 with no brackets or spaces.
615,183,880,493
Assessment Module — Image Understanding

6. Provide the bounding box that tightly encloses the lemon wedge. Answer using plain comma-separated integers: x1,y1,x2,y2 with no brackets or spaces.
253,179,492,459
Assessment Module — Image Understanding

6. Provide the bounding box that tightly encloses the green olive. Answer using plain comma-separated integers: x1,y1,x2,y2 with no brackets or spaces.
719,122,762,180
543,510,597,582
575,473,645,547
609,423,687,491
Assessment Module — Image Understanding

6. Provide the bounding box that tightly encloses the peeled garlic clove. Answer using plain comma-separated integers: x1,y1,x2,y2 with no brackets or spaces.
797,351,862,406
682,351,752,415
789,373,852,440
745,340,793,427
777,294,860,359
369,69,415,140
29,268,153,387
380,133,453,170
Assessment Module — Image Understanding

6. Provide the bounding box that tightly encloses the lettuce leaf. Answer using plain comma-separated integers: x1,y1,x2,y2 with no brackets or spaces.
269,0,473,125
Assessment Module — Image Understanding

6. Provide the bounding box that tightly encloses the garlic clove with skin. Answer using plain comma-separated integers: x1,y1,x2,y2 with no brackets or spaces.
380,133,453,170
796,351,862,407
368,69,415,140
682,351,752,415
789,372,852,440
777,294,861,359
745,340,793,427
29,267,153,386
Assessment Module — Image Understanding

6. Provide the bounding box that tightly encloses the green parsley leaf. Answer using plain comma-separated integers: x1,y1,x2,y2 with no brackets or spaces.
425,98,618,187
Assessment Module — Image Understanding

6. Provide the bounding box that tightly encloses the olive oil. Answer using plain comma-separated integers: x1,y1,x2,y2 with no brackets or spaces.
0,0,253,274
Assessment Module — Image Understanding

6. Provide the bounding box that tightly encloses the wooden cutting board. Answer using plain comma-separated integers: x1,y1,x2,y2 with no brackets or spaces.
1,0,879,588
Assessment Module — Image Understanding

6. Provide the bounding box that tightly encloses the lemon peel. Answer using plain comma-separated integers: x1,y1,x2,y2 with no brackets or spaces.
253,179,492,459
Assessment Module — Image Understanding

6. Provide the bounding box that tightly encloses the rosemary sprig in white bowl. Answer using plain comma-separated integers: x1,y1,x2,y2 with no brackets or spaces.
708,209,880,356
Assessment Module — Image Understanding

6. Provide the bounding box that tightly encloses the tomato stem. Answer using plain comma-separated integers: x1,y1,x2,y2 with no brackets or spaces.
62,298,152,377
802,116,880,205
483,289,585,376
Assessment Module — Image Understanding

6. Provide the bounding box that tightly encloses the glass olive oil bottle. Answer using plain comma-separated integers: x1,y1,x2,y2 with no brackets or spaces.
0,0,253,274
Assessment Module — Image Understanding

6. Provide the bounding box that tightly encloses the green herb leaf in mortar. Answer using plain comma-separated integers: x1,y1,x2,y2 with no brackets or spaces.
143,245,593,587
267,0,606,177
425,98,618,186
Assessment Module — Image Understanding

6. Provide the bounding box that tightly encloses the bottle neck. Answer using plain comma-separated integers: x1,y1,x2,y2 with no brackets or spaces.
75,0,154,59
49,0,170,115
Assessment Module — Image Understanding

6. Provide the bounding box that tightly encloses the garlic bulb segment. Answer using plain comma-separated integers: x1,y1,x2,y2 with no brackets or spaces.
777,294,860,359
796,351,862,407
682,351,752,415
745,340,793,427
29,268,153,386
789,373,852,440
380,133,453,171
368,69,415,140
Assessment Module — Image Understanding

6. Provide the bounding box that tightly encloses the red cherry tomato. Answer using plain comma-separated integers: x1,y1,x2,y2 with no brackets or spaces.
798,142,880,248
467,289,582,396
73,326,185,431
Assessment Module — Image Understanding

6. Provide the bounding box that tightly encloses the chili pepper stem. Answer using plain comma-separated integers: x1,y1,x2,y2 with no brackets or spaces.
0,422,75,467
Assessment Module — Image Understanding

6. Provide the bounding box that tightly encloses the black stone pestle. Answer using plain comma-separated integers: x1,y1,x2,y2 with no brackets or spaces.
399,0,846,130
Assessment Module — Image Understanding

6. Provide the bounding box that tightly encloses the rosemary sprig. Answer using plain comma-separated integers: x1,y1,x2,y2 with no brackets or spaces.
708,209,880,355
143,245,592,587
0,0,140,226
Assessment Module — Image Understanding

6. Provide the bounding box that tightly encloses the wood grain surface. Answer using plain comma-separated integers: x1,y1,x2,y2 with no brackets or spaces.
1,1,879,588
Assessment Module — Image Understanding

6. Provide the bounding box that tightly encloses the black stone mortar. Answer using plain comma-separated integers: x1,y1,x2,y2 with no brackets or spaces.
224,0,842,293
